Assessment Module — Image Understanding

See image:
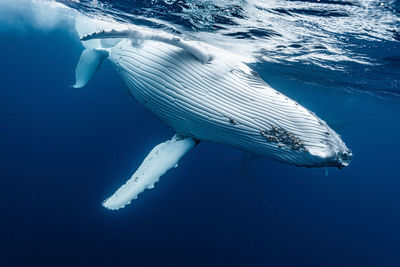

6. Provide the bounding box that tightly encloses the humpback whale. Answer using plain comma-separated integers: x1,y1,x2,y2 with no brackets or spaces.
73,21,352,210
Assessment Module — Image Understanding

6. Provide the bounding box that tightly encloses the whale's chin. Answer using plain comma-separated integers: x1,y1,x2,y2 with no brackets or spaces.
302,146,352,169
336,149,353,169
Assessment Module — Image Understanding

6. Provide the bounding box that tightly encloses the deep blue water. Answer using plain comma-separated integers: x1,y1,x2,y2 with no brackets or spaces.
1,1,400,266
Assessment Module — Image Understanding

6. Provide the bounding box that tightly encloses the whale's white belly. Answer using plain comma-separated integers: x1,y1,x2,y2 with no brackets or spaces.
109,40,348,167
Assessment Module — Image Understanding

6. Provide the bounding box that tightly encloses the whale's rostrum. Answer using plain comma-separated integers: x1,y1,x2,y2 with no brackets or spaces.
73,22,352,210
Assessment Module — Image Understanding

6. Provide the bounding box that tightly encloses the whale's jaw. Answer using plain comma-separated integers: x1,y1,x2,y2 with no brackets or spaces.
336,149,353,169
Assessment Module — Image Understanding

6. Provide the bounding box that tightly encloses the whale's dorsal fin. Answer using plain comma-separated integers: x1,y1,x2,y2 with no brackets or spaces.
81,28,214,63
102,135,197,210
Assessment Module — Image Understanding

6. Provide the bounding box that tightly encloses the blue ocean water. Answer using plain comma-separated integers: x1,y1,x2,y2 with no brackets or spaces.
0,0,399,266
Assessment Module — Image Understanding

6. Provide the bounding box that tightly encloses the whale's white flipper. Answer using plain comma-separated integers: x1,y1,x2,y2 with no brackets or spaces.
73,48,108,88
81,28,214,63
103,135,197,210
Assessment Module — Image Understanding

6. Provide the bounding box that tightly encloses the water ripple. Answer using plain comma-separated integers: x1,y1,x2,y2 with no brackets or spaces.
58,0,400,98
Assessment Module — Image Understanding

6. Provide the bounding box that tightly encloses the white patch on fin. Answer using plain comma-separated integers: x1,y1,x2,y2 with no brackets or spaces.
73,48,109,88
81,28,214,63
102,135,196,210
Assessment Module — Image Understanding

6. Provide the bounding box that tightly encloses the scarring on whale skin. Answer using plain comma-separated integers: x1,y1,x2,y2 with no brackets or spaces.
73,23,352,210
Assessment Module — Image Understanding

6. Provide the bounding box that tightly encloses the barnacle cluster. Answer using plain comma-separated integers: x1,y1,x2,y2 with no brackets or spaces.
260,126,306,151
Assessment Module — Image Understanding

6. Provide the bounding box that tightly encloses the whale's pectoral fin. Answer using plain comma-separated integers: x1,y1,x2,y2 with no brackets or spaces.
103,135,197,210
73,48,109,88
81,28,214,63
